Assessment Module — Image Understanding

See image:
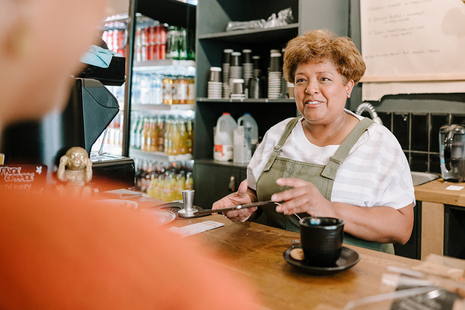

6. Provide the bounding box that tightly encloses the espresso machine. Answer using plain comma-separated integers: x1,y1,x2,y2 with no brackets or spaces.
1,53,135,191
439,124,465,182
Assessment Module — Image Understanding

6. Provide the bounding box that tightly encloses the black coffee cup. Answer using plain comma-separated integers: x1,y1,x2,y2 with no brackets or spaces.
299,217,344,267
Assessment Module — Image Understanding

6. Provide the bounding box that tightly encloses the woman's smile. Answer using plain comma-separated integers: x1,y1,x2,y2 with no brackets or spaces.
294,59,353,125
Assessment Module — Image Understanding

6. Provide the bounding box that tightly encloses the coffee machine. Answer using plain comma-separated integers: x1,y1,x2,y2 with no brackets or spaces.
439,124,465,182
1,54,135,191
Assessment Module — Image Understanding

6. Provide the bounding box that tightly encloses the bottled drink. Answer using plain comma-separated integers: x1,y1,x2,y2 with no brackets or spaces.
171,76,179,104
148,118,158,152
140,160,150,192
186,76,195,104
185,171,193,190
130,114,140,149
135,115,144,149
164,119,172,155
134,159,144,191
162,75,173,105
155,173,164,200
174,171,185,201
169,119,180,156
162,171,174,202
141,118,150,151
157,115,165,152
147,175,157,198
169,26,179,60
178,28,187,60
186,118,193,154
177,75,188,104
177,119,187,155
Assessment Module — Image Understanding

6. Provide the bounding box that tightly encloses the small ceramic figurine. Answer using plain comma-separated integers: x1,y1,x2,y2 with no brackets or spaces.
57,147,93,196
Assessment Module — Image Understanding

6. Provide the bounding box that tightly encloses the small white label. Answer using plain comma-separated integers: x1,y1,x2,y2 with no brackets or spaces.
167,221,224,237
446,185,464,191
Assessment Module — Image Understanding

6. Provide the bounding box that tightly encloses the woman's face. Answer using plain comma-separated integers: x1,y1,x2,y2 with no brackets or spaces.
294,59,354,126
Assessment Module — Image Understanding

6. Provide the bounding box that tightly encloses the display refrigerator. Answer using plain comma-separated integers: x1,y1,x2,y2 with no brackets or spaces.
94,0,197,200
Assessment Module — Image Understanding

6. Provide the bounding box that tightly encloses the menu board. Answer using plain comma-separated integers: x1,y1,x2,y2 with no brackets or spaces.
360,0,465,100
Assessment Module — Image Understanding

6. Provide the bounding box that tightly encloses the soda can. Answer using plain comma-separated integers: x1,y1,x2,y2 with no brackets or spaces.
158,25,167,44
146,45,154,61
157,44,166,60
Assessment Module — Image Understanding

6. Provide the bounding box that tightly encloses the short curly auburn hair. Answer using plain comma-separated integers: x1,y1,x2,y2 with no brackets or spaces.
283,29,366,85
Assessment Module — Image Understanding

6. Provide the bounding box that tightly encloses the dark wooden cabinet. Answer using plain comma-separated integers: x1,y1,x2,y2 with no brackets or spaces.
444,205,465,259
193,160,246,208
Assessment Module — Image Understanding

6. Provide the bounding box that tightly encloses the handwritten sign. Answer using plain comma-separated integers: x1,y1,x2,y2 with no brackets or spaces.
360,0,465,82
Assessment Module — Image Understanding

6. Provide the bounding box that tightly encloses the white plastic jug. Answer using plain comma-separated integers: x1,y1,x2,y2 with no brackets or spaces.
238,113,258,145
233,126,252,164
214,113,237,161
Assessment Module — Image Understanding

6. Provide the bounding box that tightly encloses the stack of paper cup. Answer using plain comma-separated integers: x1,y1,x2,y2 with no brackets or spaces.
207,67,222,99
268,52,282,99
253,55,261,78
242,49,253,91
222,49,233,99
229,52,242,98
230,79,246,100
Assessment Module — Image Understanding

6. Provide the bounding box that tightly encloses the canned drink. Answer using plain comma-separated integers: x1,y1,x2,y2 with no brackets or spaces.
135,46,143,62
159,25,167,44
135,28,142,48
156,44,166,60
143,27,150,46
146,45,154,60
116,30,125,49
154,25,161,44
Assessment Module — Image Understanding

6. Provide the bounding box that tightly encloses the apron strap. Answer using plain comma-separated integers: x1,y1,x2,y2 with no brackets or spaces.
321,118,374,180
263,117,301,172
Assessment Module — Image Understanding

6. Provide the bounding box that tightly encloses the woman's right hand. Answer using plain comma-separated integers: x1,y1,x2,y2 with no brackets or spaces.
212,180,257,222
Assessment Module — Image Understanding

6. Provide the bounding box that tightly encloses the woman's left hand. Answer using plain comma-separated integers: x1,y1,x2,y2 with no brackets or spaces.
271,178,337,217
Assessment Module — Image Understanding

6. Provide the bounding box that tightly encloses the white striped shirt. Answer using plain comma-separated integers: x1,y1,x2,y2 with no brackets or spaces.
247,112,415,209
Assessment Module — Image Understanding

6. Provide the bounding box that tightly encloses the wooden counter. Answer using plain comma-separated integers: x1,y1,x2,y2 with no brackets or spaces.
415,179,465,206
171,214,420,310
415,179,465,259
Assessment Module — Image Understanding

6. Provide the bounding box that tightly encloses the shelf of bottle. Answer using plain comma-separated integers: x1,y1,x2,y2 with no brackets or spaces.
133,59,196,71
130,148,193,162
132,103,195,111
196,98,295,104
197,23,299,44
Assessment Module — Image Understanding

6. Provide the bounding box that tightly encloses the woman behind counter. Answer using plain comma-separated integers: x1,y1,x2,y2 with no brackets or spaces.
213,30,415,254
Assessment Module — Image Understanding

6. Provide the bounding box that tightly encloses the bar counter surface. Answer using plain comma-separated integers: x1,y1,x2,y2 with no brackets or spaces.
169,213,421,310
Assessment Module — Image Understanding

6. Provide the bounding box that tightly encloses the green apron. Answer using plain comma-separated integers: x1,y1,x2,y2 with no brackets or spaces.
256,117,394,254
